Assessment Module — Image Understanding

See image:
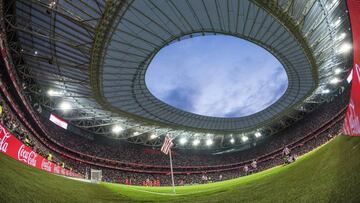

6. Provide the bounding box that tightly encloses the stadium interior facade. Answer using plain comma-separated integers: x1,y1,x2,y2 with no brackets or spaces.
0,0,356,188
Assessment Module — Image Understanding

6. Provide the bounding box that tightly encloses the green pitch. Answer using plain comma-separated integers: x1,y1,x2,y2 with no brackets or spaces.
1,135,360,203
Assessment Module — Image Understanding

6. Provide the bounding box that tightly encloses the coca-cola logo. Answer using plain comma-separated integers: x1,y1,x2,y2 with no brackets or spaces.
0,125,10,153
17,145,37,167
41,159,53,172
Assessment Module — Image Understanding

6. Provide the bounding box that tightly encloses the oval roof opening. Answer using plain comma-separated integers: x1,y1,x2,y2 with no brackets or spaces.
145,35,288,118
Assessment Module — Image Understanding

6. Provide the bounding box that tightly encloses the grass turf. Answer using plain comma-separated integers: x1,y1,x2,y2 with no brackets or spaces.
1,135,360,203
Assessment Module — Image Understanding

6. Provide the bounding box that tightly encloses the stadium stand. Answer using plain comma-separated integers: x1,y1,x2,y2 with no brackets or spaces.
0,85,348,185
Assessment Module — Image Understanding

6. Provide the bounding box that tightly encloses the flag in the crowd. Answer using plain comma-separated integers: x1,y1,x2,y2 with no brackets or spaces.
49,114,68,129
161,135,173,155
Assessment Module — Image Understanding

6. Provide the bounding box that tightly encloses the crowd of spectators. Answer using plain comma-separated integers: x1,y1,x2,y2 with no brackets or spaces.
0,95,78,173
40,87,349,168
0,86,349,185
62,119,341,186
1,97,46,156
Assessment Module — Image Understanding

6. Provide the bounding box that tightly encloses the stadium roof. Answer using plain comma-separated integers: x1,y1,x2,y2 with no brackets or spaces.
2,0,353,148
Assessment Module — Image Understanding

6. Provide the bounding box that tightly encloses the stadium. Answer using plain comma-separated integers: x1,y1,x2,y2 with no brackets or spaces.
0,0,360,202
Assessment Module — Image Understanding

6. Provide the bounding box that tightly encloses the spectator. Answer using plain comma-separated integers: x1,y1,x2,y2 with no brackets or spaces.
243,165,249,175
251,160,257,170
282,146,291,156
47,153,53,161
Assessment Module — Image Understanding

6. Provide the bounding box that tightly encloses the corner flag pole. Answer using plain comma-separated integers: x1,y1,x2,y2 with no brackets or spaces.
169,149,176,194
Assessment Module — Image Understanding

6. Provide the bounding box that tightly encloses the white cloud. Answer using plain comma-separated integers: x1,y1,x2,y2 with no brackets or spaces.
145,35,288,117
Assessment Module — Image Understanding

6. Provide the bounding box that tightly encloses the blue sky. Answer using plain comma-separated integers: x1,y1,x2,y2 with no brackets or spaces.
145,35,288,118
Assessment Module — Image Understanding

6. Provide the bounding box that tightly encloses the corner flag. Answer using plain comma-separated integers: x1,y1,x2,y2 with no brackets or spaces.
161,135,173,155
161,135,176,193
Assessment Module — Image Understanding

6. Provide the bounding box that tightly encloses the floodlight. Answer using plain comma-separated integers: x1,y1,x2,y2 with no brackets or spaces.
338,43,352,53
334,68,342,74
242,136,249,142
47,89,63,96
230,138,235,144
59,101,71,112
255,132,262,138
179,137,187,145
322,89,330,94
206,139,213,146
49,1,56,8
150,133,157,139
330,78,340,84
112,125,123,134
336,33,346,41
193,139,200,146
